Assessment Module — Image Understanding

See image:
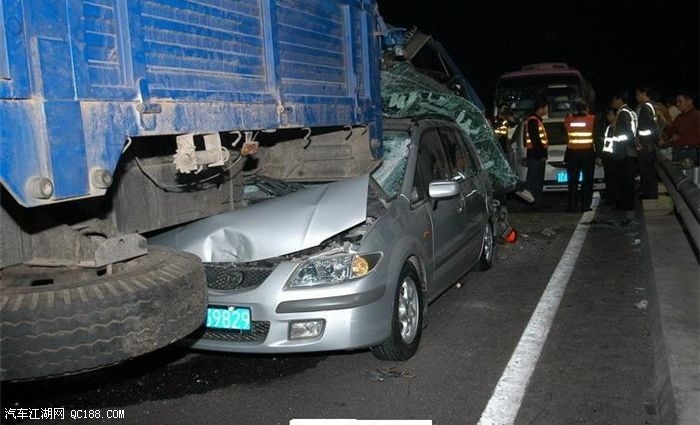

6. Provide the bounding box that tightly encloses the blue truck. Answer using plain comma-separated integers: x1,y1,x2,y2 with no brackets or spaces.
0,0,382,381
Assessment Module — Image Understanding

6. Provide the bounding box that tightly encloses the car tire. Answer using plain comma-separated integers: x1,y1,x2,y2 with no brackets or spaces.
370,263,423,361
478,221,496,271
0,246,207,381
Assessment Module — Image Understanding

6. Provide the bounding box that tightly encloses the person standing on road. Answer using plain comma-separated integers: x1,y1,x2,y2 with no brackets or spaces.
564,101,596,211
599,107,618,204
494,102,515,154
610,91,638,211
524,99,549,210
666,95,681,122
634,87,660,199
664,91,700,167
651,91,671,136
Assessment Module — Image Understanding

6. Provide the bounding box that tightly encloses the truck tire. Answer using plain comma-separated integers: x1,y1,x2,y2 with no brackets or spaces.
0,246,207,381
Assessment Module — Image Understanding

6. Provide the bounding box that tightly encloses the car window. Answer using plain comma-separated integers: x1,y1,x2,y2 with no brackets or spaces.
417,129,450,191
371,131,411,198
439,128,475,178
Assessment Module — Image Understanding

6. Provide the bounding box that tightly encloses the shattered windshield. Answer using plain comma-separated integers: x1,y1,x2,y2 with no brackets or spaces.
371,131,411,198
382,61,518,193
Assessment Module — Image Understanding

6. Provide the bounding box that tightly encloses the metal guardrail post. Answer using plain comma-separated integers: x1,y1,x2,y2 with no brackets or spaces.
656,152,700,250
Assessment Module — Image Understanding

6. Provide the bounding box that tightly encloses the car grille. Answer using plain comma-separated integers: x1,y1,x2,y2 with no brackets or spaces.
204,262,274,291
199,321,270,343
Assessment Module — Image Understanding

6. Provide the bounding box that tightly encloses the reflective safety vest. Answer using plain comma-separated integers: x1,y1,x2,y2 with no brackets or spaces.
564,114,595,150
602,125,614,154
524,116,548,150
613,106,638,143
494,119,508,137
637,102,656,137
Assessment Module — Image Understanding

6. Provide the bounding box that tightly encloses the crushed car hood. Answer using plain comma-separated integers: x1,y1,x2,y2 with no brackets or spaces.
148,175,369,263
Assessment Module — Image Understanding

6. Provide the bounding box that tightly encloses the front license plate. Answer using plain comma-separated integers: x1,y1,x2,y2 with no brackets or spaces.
556,170,568,183
206,306,251,331
556,171,584,183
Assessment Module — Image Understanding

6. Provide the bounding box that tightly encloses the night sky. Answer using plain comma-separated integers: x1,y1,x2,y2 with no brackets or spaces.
377,0,700,112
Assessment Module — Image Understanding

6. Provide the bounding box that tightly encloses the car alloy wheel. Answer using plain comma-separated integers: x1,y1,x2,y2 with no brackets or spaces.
398,276,420,344
370,263,423,361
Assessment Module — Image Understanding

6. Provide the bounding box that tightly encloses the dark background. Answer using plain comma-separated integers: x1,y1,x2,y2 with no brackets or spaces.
377,0,700,113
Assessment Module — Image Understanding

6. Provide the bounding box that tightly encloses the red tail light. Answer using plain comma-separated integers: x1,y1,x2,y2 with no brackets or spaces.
503,227,518,244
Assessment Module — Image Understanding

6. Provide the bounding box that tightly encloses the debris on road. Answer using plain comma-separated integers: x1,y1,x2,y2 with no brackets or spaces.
496,250,510,260
635,299,648,309
366,367,417,382
542,227,557,238
515,189,534,203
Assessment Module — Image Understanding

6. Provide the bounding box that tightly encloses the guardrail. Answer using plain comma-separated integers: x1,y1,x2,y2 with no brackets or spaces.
656,152,700,251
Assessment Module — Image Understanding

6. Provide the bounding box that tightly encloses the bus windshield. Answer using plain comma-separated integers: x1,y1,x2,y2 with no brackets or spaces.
496,74,583,117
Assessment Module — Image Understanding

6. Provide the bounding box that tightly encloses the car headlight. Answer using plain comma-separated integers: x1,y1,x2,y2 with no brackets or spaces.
287,252,382,288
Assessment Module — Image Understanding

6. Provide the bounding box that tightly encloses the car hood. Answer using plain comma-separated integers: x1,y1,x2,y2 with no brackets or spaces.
148,175,369,263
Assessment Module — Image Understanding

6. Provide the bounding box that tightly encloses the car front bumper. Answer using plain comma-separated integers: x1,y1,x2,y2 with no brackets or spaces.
181,260,393,353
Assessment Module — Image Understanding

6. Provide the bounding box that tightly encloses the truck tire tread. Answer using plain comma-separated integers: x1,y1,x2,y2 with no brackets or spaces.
0,246,206,381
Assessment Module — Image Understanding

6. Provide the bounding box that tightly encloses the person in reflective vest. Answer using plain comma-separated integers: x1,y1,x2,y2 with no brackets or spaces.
635,86,660,199
493,102,515,156
564,101,596,211
524,98,549,210
610,91,638,211
599,108,617,204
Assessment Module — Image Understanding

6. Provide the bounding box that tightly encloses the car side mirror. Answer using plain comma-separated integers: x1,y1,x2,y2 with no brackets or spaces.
428,181,460,199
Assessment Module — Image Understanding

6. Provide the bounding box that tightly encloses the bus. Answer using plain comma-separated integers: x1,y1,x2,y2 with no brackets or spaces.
494,63,603,191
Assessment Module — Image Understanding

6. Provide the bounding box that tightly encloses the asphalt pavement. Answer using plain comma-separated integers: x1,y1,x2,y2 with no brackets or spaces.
0,192,660,425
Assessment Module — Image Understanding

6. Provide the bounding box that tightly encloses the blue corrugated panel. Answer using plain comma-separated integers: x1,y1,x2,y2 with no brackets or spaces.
0,3,10,80
0,0,30,98
142,0,268,99
82,0,131,89
0,0,382,207
276,0,347,97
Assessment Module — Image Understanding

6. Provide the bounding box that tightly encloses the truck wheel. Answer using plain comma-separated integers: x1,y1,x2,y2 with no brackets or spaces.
0,246,206,381
371,263,423,361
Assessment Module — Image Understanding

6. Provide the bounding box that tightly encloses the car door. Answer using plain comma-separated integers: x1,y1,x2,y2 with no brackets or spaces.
415,129,469,292
439,128,487,263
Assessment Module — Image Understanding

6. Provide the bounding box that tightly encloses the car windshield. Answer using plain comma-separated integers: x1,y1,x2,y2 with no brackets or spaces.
371,131,411,198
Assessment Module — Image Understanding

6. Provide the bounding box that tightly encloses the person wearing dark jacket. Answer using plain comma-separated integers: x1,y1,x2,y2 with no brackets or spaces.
564,101,596,211
524,99,549,210
665,91,700,166
635,87,659,199
610,91,638,211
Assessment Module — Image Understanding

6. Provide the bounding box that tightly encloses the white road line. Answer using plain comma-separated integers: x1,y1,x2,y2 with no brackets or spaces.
477,197,599,425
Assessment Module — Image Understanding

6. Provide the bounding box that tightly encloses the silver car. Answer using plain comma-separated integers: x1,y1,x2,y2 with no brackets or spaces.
150,117,496,360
